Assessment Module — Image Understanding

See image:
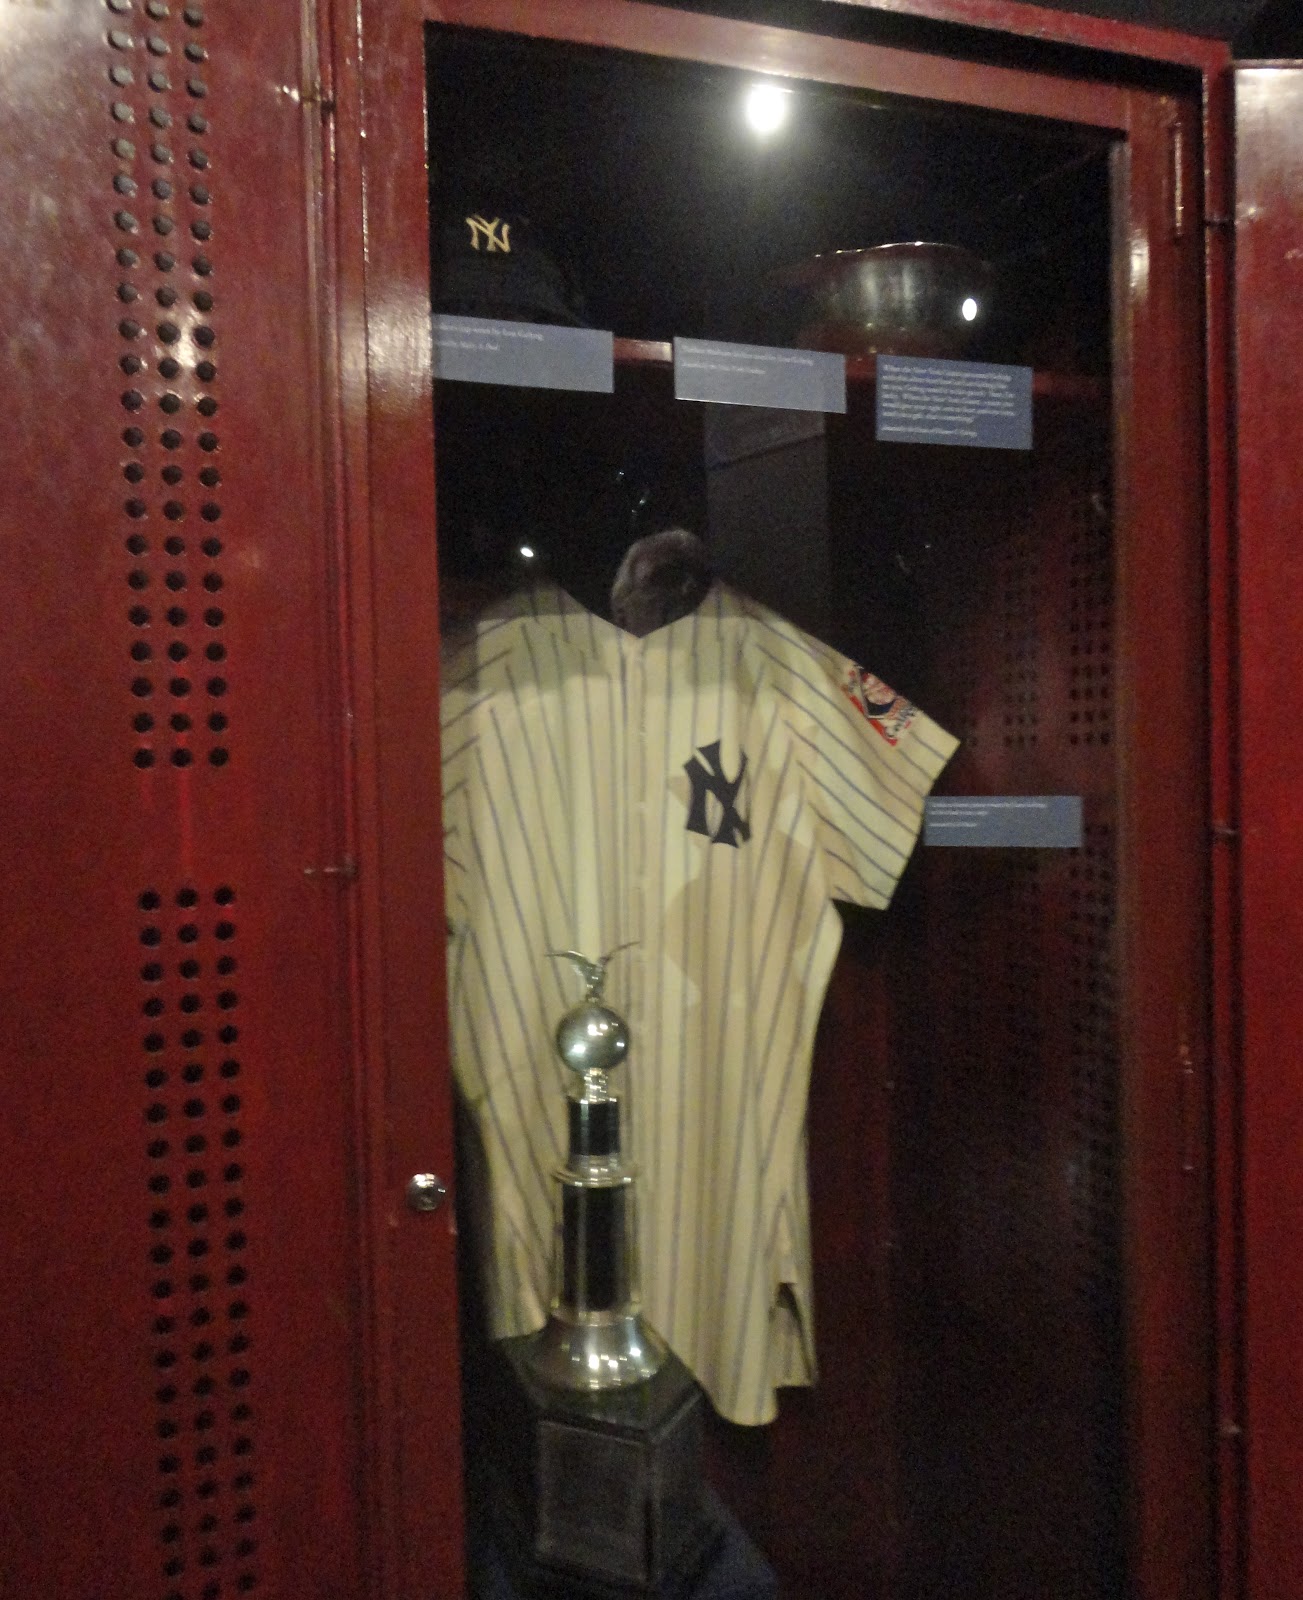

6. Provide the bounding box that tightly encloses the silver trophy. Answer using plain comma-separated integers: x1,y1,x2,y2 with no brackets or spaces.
527,946,668,1391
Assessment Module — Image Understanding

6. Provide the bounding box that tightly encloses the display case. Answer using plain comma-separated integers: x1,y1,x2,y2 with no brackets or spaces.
13,1,1291,1598
412,6,1208,1597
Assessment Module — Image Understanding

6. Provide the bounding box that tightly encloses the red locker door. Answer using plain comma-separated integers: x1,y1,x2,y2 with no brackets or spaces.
1234,62,1303,1600
0,3,463,1598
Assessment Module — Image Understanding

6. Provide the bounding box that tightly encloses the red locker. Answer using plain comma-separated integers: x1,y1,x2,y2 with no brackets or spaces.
0,3,1294,1599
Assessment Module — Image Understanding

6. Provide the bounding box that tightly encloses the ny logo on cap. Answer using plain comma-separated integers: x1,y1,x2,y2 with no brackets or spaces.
683,741,750,849
464,214,511,253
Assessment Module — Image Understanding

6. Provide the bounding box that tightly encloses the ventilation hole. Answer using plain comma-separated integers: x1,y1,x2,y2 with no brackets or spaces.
154,214,175,236
198,431,218,452
155,250,176,271
134,713,156,734
207,678,227,696
122,389,145,411
159,356,181,379
196,360,217,382
118,283,140,304
189,147,209,169
166,607,187,627
150,107,172,129
206,643,226,662
203,608,223,628
130,641,152,661
123,426,146,447
152,142,173,164
129,605,151,626
163,531,185,552
193,253,213,275
161,428,182,449
160,392,182,414
135,750,156,770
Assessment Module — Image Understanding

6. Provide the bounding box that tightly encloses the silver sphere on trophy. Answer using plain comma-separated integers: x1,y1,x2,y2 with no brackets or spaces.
526,945,668,1392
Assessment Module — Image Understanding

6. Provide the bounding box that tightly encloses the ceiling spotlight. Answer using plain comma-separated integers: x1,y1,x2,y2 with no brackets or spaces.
961,297,980,323
744,82,791,136
519,545,536,561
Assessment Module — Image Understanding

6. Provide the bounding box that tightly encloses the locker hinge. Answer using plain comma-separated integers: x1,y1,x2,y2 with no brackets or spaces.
303,855,357,883
299,82,336,116
1203,216,1233,233
1212,821,1239,843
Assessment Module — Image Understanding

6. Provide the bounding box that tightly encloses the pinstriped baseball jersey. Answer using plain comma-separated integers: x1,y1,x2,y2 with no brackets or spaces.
441,581,956,1425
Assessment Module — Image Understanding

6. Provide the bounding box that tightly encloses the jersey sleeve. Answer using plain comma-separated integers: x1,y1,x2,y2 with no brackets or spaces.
775,632,958,909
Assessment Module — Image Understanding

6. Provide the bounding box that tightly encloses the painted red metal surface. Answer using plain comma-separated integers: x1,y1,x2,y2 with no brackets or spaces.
0,3,368,1598
832,0,1230,71
1233,63,1303,1600
1111,85,1217,1600
1202,51,1243,1600
341,1,469,1595
427,0,1131,130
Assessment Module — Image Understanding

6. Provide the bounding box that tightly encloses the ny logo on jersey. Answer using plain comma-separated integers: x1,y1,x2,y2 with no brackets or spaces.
683,740,750,848
464,213,511,252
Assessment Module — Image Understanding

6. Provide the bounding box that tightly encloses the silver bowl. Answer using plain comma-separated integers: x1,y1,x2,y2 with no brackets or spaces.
777,241,997,359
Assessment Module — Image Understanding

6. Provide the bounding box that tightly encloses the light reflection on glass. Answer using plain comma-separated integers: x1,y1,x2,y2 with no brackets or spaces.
744,82,790,136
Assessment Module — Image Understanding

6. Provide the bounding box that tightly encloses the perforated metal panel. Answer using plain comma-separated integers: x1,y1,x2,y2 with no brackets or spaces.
0,4,367,1596
888,407,1125,1600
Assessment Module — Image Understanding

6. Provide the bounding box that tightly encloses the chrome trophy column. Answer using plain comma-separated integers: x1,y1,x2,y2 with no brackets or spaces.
528,947,668,1391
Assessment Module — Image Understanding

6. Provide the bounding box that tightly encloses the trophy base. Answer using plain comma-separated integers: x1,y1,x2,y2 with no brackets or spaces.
477,1335,723,1598
527,1308,668,1391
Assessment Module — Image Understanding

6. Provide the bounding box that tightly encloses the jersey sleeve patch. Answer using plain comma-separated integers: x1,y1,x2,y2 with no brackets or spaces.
840,664,917,746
